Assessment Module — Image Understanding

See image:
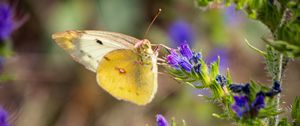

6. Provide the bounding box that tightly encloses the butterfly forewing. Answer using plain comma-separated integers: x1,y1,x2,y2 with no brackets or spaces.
52,30,139,72
83,30,139,45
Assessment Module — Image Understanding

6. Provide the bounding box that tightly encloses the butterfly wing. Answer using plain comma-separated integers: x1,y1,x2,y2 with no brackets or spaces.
96,49,158,105
52,30,139,72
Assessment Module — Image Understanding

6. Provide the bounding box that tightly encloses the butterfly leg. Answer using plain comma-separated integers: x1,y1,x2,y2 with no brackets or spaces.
157,58,165,62
157,58,168,66
157,62,168,66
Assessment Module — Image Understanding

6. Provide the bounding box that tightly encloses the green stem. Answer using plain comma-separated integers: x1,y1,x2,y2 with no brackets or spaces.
274,53,283,126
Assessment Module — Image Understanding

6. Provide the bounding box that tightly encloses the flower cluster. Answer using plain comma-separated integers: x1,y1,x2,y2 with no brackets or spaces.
231,92,265,118
166,43,201,73
229,81,281,118
165,43,284,125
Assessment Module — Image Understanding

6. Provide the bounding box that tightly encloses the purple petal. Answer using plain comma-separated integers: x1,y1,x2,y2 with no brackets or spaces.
156,114,169,126
233,96,245,107
252,92,265,110
178,58,192,72
231,95,250,118
231,105,244,118
166,50,180,68
179,43,193,59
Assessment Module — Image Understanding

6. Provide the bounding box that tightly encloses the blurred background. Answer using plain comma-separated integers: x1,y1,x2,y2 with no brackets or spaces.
0,0,300,126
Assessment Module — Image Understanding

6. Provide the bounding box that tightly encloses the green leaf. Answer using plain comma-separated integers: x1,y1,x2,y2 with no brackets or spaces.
244,39,267,56
225,69,232,86
209,81,224,98
258,105,281,118
209,57,220,80
199,59,211,86
212,113,230,120
195,0,212,7
265,45,283,80
248,81,263,101
277,118,291,126
264,39,300,57
292,96,300,125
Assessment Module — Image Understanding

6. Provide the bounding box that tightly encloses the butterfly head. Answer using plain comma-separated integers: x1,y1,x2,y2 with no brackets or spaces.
135,39,156,64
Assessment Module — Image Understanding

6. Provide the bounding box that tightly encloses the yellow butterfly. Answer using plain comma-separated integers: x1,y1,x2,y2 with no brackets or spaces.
52,30,158,105
52,9,163,105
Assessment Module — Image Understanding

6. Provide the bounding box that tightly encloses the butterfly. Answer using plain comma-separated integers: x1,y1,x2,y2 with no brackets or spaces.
52,9,163,105
52,30,159,105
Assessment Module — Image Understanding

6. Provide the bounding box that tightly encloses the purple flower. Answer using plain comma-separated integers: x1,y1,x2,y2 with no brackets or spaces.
168,20,195,47
0,3,13,40
229,83,250,94
230,90,267,118
156,114,169,126
166,43,201,73
272,81,281,94
252,92,265,111
192,52,201,64
265,81,281,97
216,74,227,87
179,43,193,59
0,107,9,126
231,95,250,118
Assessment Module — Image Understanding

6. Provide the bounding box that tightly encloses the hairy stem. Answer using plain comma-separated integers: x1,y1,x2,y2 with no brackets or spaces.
275,53,283,126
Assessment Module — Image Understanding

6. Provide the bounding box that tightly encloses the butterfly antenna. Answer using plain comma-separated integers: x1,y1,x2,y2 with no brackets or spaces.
144,8,162,38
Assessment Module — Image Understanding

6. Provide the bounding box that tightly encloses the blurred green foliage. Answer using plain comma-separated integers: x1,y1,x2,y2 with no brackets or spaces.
196,0,300,58
292,97,300,125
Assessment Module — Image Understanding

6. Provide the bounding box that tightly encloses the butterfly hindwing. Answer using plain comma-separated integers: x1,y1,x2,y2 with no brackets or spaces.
96,49,158,105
